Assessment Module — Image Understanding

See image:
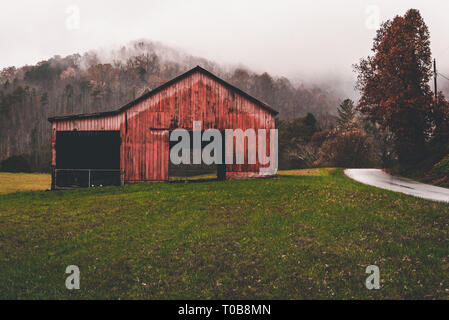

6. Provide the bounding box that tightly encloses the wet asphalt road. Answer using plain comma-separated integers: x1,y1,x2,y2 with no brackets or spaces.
344,169,449,203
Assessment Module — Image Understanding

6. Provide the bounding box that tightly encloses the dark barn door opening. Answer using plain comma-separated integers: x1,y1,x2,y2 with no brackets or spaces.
55,131,121,188
169,131,226,181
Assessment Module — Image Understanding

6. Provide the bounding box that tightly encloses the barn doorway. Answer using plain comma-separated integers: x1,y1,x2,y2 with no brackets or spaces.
168,131,226,182
54,131,122,188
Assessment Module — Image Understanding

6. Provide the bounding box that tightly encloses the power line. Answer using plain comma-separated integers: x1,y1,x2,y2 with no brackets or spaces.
438,72,449,82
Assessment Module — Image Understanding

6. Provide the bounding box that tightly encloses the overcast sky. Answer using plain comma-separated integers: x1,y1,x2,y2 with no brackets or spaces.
1,0,449,88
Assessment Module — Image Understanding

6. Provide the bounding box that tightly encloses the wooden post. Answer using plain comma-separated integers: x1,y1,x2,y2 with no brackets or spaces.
51,168,56,190
51,123,57,190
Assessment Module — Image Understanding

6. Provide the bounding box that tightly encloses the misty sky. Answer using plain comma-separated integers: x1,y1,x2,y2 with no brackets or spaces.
1,0,449,89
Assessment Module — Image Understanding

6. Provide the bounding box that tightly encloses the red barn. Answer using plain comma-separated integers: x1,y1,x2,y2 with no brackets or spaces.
48,66,277,189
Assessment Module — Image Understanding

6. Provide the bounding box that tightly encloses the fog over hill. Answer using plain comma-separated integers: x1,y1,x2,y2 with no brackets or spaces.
0,39,344,171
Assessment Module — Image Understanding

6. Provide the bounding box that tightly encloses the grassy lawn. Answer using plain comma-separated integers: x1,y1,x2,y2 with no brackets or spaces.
1,168,449,299
0,172,51,194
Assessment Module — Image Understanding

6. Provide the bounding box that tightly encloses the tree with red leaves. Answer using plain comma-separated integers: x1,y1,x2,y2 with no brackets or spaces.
355,9,433,166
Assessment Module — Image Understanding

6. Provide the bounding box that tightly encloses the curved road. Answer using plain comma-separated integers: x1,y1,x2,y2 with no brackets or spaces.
344,169,449,203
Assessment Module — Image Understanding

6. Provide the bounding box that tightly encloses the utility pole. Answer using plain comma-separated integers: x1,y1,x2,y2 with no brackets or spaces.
434,58,438,103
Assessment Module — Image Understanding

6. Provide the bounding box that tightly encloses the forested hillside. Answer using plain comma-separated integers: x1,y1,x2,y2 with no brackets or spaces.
0,40,340,172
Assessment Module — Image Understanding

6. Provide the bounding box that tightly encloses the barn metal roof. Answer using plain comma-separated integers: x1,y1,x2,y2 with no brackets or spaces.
48,65,278,122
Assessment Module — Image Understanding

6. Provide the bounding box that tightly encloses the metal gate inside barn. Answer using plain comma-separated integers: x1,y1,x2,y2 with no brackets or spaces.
168,131,226,181
54,131,122,188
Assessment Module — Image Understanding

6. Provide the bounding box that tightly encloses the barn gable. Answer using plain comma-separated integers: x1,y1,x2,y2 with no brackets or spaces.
48,66,277,127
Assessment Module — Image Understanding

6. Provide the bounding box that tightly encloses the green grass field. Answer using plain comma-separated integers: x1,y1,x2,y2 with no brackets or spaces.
1,168,449,299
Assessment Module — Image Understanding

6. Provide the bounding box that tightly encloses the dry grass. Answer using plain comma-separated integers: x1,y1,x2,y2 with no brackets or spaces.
279,168,336,177
169,173,217,181
0,172,51,194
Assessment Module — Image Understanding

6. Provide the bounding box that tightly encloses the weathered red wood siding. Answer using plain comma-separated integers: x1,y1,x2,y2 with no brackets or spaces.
50,69,276,183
